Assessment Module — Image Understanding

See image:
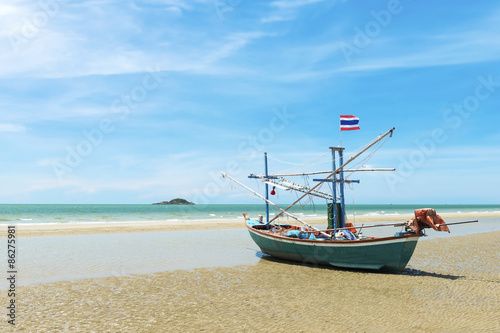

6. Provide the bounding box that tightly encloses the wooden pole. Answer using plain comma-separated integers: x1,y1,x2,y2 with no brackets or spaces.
299,219,479,234
300,222,407,234
254,168,396,178
435,220,478,227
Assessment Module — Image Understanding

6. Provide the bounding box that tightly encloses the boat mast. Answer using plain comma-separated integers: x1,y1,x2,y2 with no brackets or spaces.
338,148,346,229
264,152,270,223
330,148,338,230
329,147,347,229
269,127,395,223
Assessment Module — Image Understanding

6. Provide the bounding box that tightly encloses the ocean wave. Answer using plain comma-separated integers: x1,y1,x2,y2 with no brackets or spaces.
358,212,402,217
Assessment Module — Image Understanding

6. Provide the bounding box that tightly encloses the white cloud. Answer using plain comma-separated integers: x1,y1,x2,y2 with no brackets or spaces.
0,3,31,32
0,0,269,79
270,0,327,9
336,32,500,73
0,123,26,133
200,31,269,66
261,15,294,23
268,27,500,80
335,5,500,73
263,0,334,24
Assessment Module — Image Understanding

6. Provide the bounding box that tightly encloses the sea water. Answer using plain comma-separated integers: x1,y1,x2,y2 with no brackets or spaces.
1,204,499,288
2,217,499,287
1,203,500,225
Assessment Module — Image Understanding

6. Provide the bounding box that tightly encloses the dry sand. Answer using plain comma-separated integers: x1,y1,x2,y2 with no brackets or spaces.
1,211,497,238
3,230,499,332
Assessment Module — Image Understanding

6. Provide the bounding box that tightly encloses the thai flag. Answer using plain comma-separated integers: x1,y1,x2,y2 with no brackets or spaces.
340,115,360,131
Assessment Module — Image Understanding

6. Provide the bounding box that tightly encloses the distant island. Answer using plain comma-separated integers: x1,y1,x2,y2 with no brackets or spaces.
153,198,195,205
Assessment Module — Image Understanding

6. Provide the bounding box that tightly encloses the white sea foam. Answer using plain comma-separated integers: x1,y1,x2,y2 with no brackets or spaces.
357,212,402,217
361,212,381,216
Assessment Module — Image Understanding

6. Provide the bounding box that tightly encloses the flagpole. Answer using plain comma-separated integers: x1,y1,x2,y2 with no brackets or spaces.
339,115,345,146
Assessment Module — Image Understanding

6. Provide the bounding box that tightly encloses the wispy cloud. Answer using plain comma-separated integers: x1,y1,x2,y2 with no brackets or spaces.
200,31,270,66
337,32,500,73
0,0,269,79
261,15,294,23
262,0,332,24
0,123,26,133
259,19,500,80
270,0,327,9
334,5,500,73
1,0,499,204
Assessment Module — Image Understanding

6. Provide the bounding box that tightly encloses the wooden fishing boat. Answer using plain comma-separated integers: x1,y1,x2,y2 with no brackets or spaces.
245,219,422,272
222,127,476,272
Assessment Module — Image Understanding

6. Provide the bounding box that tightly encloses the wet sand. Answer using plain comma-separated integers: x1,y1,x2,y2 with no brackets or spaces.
4,230,499,332
1,211,497,238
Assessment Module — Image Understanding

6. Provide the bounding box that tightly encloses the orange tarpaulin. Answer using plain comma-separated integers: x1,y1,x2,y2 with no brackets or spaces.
407,208,450,233
345,222,357,234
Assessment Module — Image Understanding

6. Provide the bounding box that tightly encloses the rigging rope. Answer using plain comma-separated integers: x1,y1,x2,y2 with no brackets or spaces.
342,135,391,180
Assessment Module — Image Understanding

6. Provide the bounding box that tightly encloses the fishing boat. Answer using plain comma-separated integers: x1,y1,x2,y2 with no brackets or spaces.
222,127,477,272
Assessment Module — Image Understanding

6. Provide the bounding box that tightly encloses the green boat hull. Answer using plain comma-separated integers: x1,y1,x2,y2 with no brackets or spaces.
247,225,421,272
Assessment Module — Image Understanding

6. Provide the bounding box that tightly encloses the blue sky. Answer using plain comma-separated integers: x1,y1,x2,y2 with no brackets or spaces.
0,0,499,204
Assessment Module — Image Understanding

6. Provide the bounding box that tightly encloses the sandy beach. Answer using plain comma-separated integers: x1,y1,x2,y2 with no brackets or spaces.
3,229,499,332
1,211,497,238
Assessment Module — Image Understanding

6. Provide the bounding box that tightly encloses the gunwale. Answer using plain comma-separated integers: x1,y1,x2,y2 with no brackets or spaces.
245,220,423,246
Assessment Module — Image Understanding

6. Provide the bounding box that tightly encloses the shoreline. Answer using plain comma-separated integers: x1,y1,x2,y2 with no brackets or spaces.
1,211,498,238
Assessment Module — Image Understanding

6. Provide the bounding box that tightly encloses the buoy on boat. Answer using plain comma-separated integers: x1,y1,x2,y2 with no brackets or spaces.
270,186,276,195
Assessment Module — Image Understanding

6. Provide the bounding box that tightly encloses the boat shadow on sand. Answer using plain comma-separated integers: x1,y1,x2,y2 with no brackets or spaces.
253,250,465,281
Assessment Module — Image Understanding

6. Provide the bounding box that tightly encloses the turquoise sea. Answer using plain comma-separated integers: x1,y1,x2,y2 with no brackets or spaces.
1,203,500,225
1,204,499,287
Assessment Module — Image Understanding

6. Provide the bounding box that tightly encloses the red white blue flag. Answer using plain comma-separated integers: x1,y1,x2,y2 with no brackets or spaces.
340,115,360,131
